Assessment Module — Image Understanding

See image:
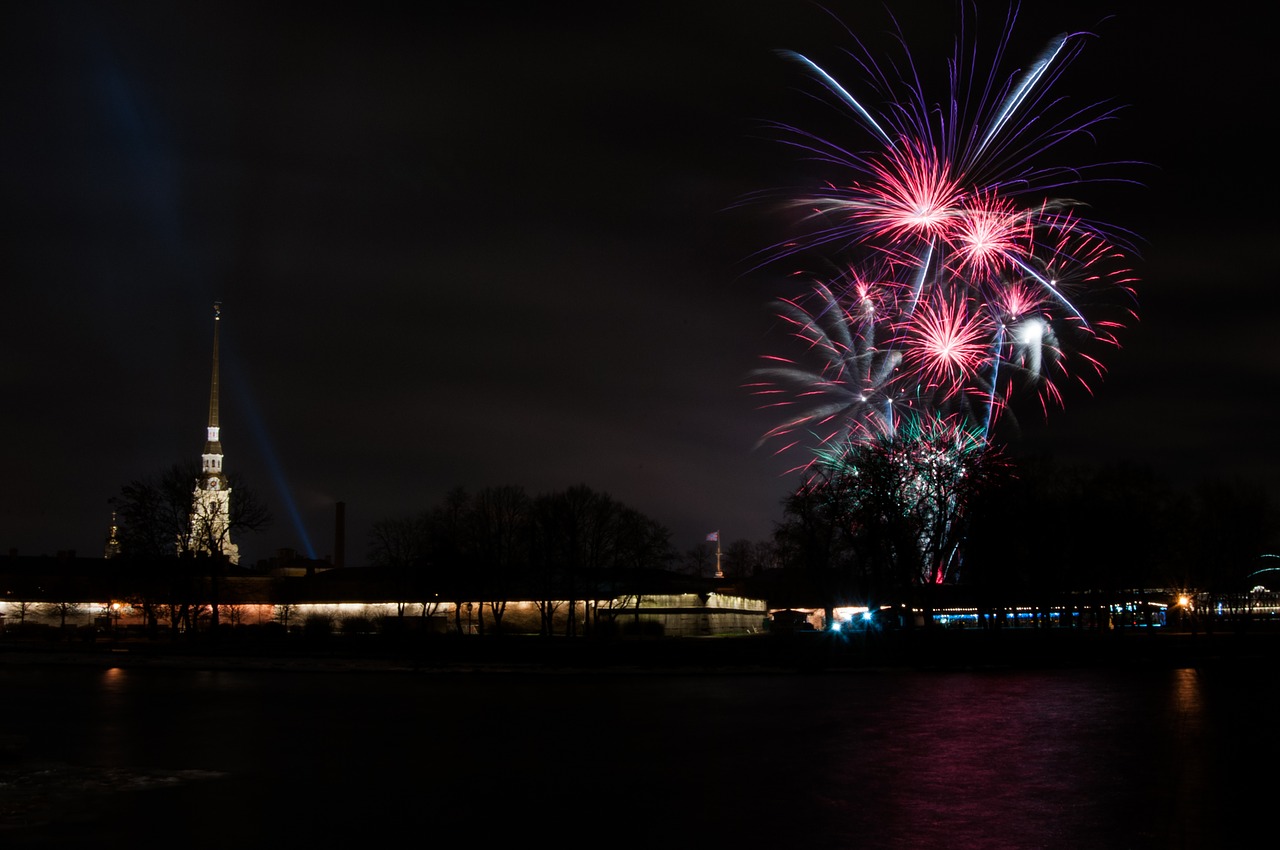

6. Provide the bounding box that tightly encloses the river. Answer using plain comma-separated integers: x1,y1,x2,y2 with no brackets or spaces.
1,652,1274,848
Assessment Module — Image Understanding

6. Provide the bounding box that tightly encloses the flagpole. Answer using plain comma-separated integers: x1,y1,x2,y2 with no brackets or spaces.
715,534,723,579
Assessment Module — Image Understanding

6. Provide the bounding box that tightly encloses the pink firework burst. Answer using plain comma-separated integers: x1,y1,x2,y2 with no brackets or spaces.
749,4,1142,461
945,191,1032,279
992,280,1045,322
900,295,993,394
856,145,963,244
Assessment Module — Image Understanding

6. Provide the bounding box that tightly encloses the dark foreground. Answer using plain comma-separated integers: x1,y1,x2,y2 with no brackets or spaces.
3,631,1279,849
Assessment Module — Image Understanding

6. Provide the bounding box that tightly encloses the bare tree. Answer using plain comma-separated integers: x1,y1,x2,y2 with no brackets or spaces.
750,540,779,575
681,543,714,577
275,603,297,632
530,486,614,637
112,461,271,637
40,601,84,630
10,599,37,627
221,603,245,627
111,463,196,558
601,508,675,631
368,512,431,617
528,486,674,636
776,422,1007,629
471,485,531,635
775,469,859,629
426,487,474,635
368,483,674,639
722,538,756,580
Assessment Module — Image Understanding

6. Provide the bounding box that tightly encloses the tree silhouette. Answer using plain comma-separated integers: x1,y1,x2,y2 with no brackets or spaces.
367,512,432,618
111,461,270,637
40,600,83,630
778,420,1007,628
470,485,532,635
370,483,674,638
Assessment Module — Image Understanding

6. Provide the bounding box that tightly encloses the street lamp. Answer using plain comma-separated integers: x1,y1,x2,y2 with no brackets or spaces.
1176,593,1193,633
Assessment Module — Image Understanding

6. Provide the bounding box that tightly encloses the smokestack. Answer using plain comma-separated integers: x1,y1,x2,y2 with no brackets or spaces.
334,501,346,568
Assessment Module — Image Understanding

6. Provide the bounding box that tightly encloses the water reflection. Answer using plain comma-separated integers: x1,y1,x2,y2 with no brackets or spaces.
795,670,1203,847
1,663,1275,848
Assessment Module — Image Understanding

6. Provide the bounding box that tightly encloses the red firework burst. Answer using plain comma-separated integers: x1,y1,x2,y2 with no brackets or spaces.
900,295,992,394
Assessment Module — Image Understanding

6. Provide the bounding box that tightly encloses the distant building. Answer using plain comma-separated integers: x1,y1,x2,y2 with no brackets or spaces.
103,512,121,559
0,552,772,638
187,302,239,564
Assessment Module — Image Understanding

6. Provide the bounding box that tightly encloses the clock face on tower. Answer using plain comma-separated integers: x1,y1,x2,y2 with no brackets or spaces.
208,477,220,490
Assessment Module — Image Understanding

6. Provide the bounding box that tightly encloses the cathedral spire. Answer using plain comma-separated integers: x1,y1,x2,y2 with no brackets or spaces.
190,301,238,564
203,301,223,474
104,511,121,559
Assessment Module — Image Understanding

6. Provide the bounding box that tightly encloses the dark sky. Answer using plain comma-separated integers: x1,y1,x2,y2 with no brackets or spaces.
3,1,1274,566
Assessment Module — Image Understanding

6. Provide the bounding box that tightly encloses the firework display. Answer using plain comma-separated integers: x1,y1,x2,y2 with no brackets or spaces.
749,7,1139,472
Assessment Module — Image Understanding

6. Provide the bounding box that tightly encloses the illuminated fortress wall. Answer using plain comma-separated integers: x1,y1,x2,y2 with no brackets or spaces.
0,590,769,638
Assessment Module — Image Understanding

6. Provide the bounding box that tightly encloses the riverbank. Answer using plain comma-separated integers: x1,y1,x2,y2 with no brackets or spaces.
5,626,1279,674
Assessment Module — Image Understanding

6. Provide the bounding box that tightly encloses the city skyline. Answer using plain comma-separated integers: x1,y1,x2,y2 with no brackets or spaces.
2,2,1275,566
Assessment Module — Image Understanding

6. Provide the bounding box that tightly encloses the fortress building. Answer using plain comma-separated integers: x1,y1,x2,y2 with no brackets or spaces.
187,302,239,564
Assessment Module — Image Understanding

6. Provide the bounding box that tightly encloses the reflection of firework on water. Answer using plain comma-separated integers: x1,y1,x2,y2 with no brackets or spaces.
750,5,1140,470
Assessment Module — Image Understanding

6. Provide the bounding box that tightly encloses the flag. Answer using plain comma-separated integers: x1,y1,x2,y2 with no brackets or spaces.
706,531,719,542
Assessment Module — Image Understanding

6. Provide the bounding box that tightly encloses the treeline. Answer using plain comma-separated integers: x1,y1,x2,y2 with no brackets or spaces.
366,483,676,636
965,455,1277,600
100,456,1276,639
766,448,1278,623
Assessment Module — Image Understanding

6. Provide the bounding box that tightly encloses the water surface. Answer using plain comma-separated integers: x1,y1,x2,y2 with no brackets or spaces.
1,661,1272,848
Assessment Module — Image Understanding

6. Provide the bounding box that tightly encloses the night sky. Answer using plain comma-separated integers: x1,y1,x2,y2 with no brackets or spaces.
3,2,1274,567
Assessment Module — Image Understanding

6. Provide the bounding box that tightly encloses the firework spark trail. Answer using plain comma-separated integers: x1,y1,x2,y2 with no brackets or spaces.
778,50,894,147
975,32,1069,157
750,275,912,471
750,5,1139,466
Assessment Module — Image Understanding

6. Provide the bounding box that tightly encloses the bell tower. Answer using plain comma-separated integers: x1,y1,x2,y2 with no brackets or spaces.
188,302,239,564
